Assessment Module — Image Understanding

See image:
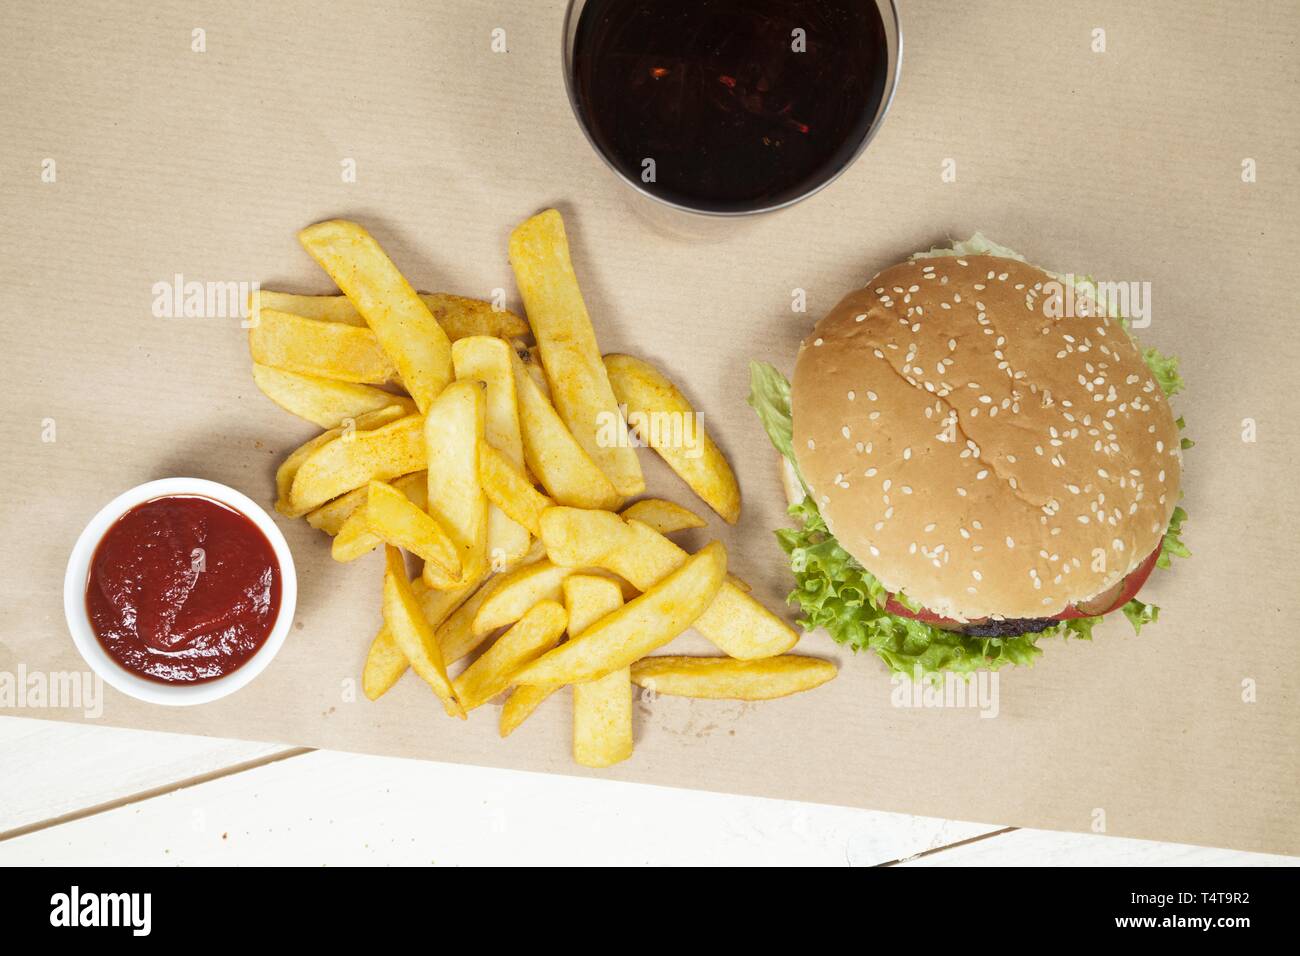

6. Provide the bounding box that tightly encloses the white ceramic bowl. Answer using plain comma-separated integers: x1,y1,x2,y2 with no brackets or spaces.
64,477,297,706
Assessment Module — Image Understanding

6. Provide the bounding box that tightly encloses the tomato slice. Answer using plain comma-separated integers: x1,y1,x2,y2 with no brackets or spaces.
884,544,1162,627
1054,545,1161,620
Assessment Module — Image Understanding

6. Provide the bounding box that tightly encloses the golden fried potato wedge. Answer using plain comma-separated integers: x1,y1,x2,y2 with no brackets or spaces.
422,293,530,343
305,485,369,535
508,209,644,497
515,540,726,687
498,683,557,738
249,308,398,384
453,601,567,711
252,364,415,429
422,381,488,589
565,575,633,768
472,559,572,636
251,289,369,325
289,412,426,514
630,655,836,701
434,573,498,665
453,336,530,567
330,472,427,561
563,575,627,636
510,349,621,511
363,480,461,577
276,406,410,516
298,220,453,413
619,498,705,535
381,546,463,717
605,353,741,523
478,441,553,536
364,576,477,700
539,507,798,659
252,289,528,340
362,626,410,701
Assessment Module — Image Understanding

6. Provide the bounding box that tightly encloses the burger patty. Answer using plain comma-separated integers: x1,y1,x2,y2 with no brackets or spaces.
960,617,1060,638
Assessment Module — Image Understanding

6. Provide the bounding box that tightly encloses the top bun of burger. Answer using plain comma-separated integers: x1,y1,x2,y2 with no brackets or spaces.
792,255,1182,621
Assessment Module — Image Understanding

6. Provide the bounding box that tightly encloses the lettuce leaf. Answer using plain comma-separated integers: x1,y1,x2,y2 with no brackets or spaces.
747,360,799,474
1142,347,1185,397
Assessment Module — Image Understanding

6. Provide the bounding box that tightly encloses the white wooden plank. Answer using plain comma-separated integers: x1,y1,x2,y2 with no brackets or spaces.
0,717,293,834
902,827,1300,867
0,747,1000,866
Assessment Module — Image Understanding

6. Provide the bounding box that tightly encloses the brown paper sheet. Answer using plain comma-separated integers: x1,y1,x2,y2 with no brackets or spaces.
2,1,1297,855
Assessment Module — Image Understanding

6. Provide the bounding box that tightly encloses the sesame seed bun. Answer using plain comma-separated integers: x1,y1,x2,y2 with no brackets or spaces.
791,255,1182,621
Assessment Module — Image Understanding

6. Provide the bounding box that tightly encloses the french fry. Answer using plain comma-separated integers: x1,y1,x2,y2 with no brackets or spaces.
453,601,567,711
381,546,463,717
289,412,426,514
630,655,836,700
472,558,572,636
251,289,369,326
453,336,529,567
331,472,427,560
619,498,705,535
363,576,476,700
305,485,369,535
510,349,621,510
422,293,530,342
276,405,410,516
326,472,427,557
604,353,741,523
508,209,644,497
422,381,488,589
362,626,410,700
363,480,460,577
249,308,398,384
567,575,633,768
498,682,556,737
252,289,529,340
517,343,551,399
515,540,726,687
434,572,499,665
617,499,750,592
252,364,416,429
435,540,544,665
539,507,799,660
478,441,553,536
298,220,454,413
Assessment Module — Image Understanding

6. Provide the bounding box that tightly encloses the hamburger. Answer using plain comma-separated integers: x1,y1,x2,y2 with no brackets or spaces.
749,235,1190,677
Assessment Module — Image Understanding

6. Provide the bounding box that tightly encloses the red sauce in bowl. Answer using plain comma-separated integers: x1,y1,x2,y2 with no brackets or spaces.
85,495,281,683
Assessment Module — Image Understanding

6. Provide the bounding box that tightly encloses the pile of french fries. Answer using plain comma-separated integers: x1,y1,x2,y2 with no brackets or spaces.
249,209,836,767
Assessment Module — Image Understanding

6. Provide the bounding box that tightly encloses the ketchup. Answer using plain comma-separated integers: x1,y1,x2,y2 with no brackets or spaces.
86,495,281,683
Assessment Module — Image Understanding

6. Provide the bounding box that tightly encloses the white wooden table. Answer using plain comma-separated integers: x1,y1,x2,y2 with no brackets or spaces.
2,717,1293,866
